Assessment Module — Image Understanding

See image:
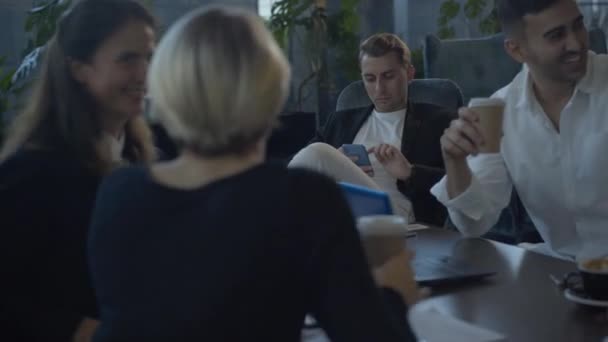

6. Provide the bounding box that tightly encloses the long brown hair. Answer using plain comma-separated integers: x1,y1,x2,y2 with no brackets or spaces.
0,0,157,174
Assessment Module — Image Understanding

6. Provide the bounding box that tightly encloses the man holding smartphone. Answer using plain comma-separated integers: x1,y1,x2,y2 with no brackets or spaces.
290,33,454,225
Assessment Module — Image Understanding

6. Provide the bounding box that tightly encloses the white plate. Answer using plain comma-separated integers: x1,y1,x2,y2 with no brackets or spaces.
564,289,608,307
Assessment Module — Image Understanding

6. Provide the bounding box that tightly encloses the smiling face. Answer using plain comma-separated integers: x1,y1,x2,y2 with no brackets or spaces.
72,19,156,123
507,0,589,84
360,51,410,113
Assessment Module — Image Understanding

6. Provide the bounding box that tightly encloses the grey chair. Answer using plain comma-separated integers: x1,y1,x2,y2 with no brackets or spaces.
423,33,521,103
335,78,464,112
590,26,608,54
423,28,607,103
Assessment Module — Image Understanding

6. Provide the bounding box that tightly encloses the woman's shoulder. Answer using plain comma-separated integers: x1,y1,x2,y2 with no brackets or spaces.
286,165,341,191
91,166,150,223
97,165,147,195
237,163,345,209
241,162,337,187
0,148,89,186
252,162,342,193
1,148,58,170
284,165,349,215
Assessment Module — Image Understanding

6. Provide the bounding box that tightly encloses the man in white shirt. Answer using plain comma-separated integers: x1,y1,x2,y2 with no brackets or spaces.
431,0,608,260
290,34,454,225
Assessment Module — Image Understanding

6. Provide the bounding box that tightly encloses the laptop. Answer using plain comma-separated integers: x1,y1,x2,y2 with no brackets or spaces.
413,256,496,286
338,182,496,286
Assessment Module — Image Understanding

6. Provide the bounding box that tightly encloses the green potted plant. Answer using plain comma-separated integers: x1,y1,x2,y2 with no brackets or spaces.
0,0,73,141
0,56,15,141
437,0,500,39
268,0,360,118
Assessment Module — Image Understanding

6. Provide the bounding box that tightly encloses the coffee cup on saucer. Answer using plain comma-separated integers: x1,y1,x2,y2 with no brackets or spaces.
577,256,608,300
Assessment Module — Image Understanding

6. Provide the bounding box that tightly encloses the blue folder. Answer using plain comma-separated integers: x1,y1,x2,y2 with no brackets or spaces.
338,182,393,218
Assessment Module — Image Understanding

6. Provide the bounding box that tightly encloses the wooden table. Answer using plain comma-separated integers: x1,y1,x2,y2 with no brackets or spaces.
303,228,608,342
411,228,608,342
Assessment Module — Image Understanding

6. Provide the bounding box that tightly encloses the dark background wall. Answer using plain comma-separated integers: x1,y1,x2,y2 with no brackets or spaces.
0,0,500,116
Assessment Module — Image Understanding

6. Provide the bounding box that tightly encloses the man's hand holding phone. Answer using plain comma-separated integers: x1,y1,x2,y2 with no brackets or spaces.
340,144,374,177
368,143,412,181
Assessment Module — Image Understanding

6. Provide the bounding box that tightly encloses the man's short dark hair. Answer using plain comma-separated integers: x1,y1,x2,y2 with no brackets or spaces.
496,0,562,35
359,33,411,67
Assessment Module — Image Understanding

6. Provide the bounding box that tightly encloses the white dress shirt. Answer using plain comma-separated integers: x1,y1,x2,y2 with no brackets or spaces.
353,108,414,221
431,52,608,260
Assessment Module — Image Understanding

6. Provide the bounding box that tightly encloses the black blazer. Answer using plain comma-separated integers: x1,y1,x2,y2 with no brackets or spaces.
312,102,455,225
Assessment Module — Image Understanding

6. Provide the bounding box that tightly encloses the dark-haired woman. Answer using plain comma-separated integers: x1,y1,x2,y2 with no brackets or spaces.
0,0,157,341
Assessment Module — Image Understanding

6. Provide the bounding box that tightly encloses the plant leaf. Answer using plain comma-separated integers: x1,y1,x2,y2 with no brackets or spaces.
464,0,486,20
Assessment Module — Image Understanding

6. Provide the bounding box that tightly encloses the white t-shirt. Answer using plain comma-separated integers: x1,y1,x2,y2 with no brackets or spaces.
353,108,414,221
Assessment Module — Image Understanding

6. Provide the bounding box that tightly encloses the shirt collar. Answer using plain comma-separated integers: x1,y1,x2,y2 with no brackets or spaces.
516,51,596,110
101,131,125,162
575,51,596,94
372,107,407,124
515,66,534,111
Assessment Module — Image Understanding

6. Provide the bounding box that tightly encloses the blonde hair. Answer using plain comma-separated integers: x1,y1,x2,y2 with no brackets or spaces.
148,5,291,157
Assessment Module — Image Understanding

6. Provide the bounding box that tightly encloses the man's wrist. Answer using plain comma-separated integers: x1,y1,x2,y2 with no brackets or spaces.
444,157,468,174
399,165,415,182
396,165,416,183
442,150,468,167
445,160,473,199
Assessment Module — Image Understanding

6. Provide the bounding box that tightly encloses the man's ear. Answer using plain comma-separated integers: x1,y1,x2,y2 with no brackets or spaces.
69,58,89,83
407,64,416,80
504,37,526,64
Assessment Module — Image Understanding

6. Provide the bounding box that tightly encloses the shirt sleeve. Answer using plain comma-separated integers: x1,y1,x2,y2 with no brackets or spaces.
295,171,416,342
430,153,513,237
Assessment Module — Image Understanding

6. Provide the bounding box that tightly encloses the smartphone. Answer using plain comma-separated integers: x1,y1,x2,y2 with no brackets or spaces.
341,144,372,167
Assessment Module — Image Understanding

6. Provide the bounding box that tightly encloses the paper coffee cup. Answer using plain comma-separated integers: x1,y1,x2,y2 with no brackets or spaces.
468,98,505,153
357,215,408,267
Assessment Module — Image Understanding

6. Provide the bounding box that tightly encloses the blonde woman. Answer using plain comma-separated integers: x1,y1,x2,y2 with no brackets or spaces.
0,0,156,341
88,5,420,341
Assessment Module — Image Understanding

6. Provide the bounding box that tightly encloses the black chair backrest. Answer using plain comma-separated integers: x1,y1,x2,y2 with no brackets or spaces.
336,79,464,113
266,111,316,161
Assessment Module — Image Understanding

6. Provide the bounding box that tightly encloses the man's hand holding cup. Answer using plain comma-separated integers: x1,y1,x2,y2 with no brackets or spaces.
441,98,505,163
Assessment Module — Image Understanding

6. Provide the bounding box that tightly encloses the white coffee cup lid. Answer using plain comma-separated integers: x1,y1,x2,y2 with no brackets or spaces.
356,215,409,236
468,97,505,108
